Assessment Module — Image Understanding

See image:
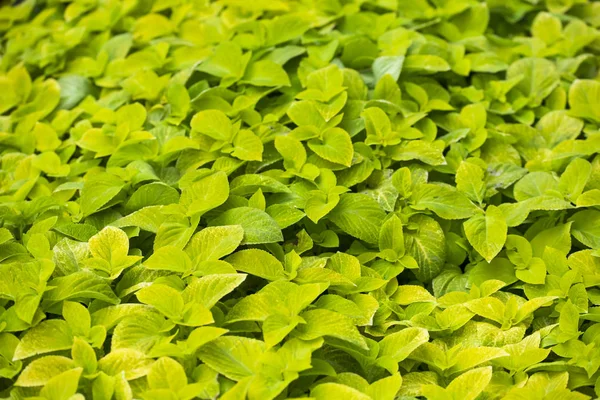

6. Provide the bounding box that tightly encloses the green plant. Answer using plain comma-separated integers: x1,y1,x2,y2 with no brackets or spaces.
1,0,600,399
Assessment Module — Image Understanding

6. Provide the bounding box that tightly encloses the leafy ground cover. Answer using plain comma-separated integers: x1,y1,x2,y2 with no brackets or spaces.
1,0,600,398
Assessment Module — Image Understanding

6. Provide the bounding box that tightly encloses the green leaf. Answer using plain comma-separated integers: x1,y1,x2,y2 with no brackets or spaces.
494,333,550,372
14,320,74,360
389,140,446,166
404,55,450,73
116,103,147,130
379,214,405,257
446,367,492,400
136,284,185,320
32,152,69,177
232,130,263,162
469,258,517,287
87,226,141,276
111,206,167,234
532,12,562,44
455,161,485,204
328,194,386,244
515,257,546,285
144,246,192,273
154,214,199,250
63,301,91,337
197,336,265,381
183,327,228,355
133,13,173,42
262,314,303,348
570,210,600,249
295,309,368,350
536,111,583,147
15,356,76,387
186,226,244,263
80,173,125,217
72,337,97,374
44,270,120,304
559,158,591,202
464,205,507,263
275,135,306,170
230,174,291,196
39,367,83,400
58,75,94,110
287,101,327,129
225,249,286,281
312,383,371,400
450,347,509,373
559,300,580,339
197,42,250,85
209,207,283,245
576,189,600,207
530,223,572,257
404,215,447,282
362,107,393,145
267,204,306,229
227,281,325,323
166,83,190,123
412,184,479,220
98,349,154,380
392,285,436,305
328,252,361,281
241,60,291,87
373,56,405,82
308,128,354,167
305,192,339,224
569,79,600,123
378,327,429,363
190,110,234,142
125,183,180,213
507,57,559,107
303,64,345,101
183,274,247,309
91,372,115,400
147,357,187,390
180,171,230,216
108,310,171,352
121,70,169,101
368,373,402,400
263,14,312,46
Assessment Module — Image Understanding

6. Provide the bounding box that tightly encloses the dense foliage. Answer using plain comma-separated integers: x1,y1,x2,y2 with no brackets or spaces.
1,0,600,399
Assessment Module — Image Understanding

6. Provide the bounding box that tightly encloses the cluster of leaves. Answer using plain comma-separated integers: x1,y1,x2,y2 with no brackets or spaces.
1,0,600,399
